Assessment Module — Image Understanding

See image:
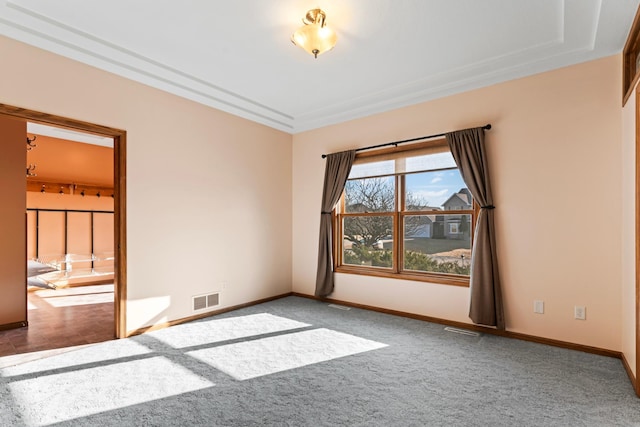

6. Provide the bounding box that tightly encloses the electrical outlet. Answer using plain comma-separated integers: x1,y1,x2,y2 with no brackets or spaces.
574,306,586,320
533,300,544,314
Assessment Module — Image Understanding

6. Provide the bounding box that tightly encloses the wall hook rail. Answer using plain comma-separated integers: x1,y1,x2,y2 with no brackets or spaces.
26,135,37,150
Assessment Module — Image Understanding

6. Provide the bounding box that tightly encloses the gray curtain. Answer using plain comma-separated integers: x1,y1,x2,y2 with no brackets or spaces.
315,150,356,297
446,127,504,330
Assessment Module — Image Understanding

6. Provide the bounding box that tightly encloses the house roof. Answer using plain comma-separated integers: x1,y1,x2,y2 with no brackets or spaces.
442,190,472,208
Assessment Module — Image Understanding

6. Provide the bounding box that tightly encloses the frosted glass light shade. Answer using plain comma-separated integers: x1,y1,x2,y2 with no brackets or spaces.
291,9,337,58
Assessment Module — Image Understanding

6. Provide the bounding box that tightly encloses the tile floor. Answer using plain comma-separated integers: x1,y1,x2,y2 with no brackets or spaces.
0,284,115,363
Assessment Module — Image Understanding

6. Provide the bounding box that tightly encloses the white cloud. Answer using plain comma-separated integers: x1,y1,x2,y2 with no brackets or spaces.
420,189,449,198
412,189,451,207
430,176,443,184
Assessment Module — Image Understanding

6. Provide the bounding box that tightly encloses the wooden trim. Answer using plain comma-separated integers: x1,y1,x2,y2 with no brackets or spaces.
0,104,126,137
394,175,401,272
355,138,447,160
0,321,28,331
334,266,470,287
636,86,640,396
114,133,127,339
291,292,622,359
624,5,640,105
0,103,127,339
625,73,640,107
341,212,395,217
125,292,293,337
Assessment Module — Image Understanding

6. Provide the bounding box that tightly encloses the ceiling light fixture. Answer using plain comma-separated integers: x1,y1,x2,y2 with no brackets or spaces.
291,8,337,59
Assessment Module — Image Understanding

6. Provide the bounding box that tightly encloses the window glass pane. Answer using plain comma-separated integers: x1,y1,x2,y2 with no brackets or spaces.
349,160,395,179
343,216,393,268
345,176,395,213
405,151,457,173
405,170,472,211
403,214,471,275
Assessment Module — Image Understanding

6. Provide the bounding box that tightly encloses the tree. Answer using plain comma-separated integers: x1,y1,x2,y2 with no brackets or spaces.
345,178,395,213
459,215,470,239
343,177,430,248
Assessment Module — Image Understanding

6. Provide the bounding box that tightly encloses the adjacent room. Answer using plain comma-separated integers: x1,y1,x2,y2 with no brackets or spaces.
1,1,640,425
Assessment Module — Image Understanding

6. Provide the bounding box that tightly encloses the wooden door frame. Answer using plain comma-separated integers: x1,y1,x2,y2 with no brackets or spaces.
636,87,640,397
0,103,127,338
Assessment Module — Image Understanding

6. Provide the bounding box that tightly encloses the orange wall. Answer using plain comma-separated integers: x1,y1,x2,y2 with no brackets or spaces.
293,55,623,351
0,116,27,326
26,193,115,261
26,135,113,187
0,35,292,333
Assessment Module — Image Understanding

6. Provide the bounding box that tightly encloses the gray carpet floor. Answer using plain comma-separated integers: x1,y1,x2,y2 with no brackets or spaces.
1,296,639,426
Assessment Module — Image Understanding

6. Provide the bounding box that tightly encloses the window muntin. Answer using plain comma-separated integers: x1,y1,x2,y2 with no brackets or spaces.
335,140,475,285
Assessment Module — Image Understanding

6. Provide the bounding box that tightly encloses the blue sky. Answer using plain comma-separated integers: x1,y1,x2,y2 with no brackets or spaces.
405,169,467,207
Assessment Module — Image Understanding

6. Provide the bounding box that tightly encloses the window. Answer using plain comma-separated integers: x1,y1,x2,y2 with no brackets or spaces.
449,223,460,234
334,140,475,286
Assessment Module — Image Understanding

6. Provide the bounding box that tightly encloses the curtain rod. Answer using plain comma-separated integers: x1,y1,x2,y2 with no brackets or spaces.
321,124,492,158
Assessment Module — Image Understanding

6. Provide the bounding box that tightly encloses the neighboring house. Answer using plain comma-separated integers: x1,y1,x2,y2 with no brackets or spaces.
404,189,472,240
404,188,472,241
442,188,472,211
441,188,472,240
407,215,437,238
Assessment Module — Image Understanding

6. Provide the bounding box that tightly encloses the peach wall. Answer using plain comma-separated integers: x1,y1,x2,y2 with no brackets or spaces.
293,55,623,350
0,116,26,326
622,83,637,375
0,36,292,332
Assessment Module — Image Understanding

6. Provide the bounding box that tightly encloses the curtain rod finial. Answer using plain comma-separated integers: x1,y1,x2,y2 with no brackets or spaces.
484,124,492,130
321,154,327,159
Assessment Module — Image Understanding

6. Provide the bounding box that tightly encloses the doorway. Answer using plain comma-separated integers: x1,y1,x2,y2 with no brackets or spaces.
0,103,127,342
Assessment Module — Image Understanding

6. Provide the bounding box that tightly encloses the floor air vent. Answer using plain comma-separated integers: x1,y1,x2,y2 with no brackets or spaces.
193,292,220,312
328,304,351,311
444,327,480,337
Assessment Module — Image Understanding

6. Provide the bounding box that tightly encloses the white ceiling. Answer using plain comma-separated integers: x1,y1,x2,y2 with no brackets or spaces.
1,0,639,133
27,122,114,147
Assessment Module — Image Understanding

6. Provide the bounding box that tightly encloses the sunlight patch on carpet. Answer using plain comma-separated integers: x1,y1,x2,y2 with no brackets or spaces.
187,328,387,380
149,313,310,349
8,356,214,426
2,339,152,377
